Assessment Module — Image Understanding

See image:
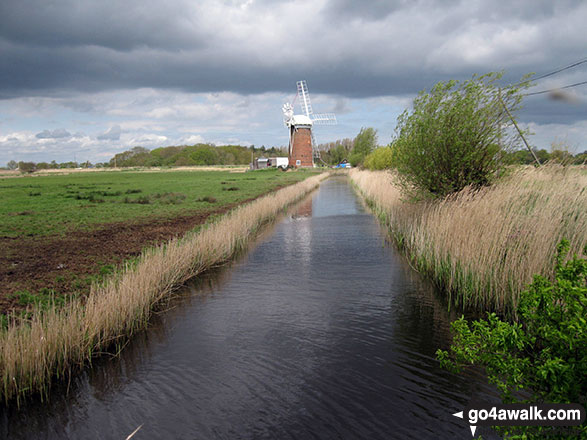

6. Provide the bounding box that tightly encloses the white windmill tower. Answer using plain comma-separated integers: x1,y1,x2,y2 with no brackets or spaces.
282,80,337,167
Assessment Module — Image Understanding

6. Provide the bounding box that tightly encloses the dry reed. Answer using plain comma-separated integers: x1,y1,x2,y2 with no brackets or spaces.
350,165,587,312
0,173,328,405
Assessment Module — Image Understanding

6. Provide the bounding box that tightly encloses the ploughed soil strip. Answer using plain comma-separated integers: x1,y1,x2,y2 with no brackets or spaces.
0,197,262,315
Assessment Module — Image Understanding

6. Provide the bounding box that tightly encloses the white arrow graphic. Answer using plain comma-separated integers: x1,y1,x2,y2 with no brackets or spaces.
453,411,477,437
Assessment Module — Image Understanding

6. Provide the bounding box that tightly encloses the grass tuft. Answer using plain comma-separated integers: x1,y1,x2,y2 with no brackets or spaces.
197,196,217,203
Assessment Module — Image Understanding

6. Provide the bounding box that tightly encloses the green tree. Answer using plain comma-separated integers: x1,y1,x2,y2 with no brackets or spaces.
7,160,17,170
350,127,377,166
109,146,152,167
329,144,347,165
190,145,219,165
393,72,531,199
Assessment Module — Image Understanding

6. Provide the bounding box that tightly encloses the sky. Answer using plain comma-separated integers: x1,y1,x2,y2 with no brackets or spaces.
1,0,587,166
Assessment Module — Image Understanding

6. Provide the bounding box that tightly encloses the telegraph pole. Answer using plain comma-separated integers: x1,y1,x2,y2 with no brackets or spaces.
498,93,541,166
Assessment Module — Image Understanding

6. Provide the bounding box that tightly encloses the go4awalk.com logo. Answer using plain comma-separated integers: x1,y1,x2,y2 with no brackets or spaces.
452,403,585,436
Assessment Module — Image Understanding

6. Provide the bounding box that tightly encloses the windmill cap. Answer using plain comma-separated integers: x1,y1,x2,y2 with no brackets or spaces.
291,115,313,126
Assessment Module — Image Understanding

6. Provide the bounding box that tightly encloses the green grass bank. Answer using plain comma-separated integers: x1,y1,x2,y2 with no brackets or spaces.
0,168,314,238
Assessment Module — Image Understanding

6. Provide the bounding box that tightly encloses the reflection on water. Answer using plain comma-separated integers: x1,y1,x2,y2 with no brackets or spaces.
2,176,499,439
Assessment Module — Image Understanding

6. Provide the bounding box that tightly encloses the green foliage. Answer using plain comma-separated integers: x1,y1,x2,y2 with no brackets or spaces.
350,127,378,166
107,144,286,167
348,152,363,167
316,139,354,165
393,72,531,199
329,144,348,165
189,145,219,165
437,240,587,438
363,146,394,170
109,146,152,167
504,147,587,165
6,160,17,170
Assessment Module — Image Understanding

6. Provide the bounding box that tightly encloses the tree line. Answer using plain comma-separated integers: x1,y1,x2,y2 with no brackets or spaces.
108,144,288,167
3,144,289,172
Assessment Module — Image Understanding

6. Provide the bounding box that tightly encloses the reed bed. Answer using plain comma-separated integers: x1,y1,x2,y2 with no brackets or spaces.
0,173,328,405
350,165,587,313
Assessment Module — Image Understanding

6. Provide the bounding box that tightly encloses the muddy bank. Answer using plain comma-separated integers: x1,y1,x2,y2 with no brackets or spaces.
0,195,267,315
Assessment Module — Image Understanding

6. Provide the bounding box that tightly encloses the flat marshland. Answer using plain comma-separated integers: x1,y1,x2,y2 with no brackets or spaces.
351,165,587,313
0,171,327,404
0,168,317,315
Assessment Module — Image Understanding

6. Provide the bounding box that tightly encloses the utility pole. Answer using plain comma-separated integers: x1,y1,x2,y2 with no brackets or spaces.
498,88,502,150
498,94,541,166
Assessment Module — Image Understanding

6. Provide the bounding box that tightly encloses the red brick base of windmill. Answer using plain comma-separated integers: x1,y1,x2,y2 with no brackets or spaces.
289,126,314,168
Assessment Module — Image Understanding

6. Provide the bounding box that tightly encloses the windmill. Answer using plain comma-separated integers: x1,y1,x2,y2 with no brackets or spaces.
282,80,337,167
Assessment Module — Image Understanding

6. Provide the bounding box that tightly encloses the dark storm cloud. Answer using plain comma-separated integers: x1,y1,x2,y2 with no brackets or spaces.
35,128,71,139
0,0,586,124
520,95,587,125
324,0,414,20
0,0,202,51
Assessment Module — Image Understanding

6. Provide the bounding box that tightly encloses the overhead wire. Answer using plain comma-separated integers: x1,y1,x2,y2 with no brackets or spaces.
529,57,587,82
508,56,587,94
525,80,587,96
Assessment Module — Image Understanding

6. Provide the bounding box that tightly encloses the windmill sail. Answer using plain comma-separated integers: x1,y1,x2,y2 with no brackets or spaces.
311,113,337,125
297,80,313,117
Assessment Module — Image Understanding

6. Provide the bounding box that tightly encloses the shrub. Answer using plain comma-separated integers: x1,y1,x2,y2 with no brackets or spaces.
437,240,587,438
18,162,37,174
364,146,394,170
154,192,186,204
393,72,530,199
124,195,151,204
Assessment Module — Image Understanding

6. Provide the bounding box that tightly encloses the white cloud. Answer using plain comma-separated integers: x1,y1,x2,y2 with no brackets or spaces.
97,125,122,140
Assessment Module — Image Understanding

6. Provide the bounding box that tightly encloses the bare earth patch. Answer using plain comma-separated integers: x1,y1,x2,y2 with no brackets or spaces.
0,200,255,315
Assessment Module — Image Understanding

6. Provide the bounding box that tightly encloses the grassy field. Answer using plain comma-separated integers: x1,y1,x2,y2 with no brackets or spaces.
0,168,320,315
0,168,313,237
351,165,587,314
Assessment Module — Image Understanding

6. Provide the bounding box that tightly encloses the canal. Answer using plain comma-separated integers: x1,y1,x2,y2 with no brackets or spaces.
2,176,498,439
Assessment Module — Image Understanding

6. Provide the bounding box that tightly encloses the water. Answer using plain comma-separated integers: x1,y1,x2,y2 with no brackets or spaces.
2,177,499,439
